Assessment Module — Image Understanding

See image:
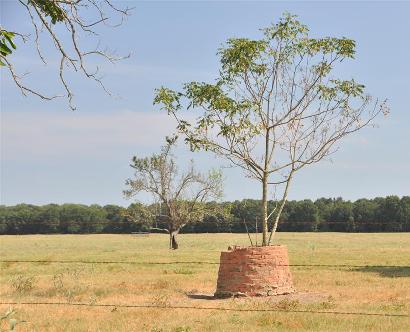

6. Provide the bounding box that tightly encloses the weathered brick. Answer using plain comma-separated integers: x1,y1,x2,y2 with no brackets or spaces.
214,245,295,297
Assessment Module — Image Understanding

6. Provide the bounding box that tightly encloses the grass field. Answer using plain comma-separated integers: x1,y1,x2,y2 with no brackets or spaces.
0,233,409,331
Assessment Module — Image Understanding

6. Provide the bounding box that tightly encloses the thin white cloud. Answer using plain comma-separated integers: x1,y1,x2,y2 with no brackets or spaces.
1,110,179,160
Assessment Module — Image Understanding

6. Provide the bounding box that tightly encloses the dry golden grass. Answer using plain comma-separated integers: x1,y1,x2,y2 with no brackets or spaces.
0,233,409,331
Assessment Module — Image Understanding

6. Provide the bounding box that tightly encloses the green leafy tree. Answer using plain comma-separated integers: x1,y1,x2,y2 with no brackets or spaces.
328,199,354,231
38,204,60,233
124,142,223,249
0,29,17,66
353,198,378,231
0,197,408,234
286,199,319,231
399,196,410,232
1,0,132,110
376,195,402,231
154,13,387,245
103,204,129,233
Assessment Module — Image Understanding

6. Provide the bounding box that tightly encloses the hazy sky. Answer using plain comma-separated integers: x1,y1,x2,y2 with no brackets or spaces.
1,1,409,206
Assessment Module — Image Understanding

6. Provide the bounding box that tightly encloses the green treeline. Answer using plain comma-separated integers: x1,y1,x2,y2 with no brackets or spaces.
1,196,409,235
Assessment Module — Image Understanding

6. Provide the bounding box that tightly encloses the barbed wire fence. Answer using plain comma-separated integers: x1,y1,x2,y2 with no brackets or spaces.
1,260,409,269
1,259,409,319
0,301,408,318
1,226,409,320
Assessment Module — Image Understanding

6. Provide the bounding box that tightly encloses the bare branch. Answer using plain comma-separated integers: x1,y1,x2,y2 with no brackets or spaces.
3,0,132,110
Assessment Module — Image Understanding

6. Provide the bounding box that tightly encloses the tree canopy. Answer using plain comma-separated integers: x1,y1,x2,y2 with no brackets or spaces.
154,13,388,245
1,196,408,235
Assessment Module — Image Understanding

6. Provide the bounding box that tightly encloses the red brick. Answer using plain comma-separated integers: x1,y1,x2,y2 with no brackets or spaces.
214,245,295,297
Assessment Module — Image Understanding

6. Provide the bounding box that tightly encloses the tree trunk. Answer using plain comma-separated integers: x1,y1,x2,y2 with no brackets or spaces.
268,171,293,244
262,123,270,247
169,230,179,250
261,174,268,246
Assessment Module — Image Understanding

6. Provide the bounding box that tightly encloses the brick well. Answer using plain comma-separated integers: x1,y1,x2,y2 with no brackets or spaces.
214,245,295,297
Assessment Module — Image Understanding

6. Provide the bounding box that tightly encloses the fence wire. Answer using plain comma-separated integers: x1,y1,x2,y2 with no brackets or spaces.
1,260,409,269
0,301,408,318
1,261,408,319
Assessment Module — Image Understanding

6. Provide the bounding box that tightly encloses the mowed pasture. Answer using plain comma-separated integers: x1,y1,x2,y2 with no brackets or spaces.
0,233,409,331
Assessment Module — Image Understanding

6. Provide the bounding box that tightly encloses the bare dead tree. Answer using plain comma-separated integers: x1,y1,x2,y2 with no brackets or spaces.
0,0,133,110
123,142,223,249
154,13,389,246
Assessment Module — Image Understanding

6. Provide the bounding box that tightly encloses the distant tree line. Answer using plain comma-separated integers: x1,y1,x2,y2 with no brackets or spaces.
0,196,409,235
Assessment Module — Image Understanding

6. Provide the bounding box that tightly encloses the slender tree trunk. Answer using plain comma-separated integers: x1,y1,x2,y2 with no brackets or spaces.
268,172,293,244
262,174,268,246
262,123,270,246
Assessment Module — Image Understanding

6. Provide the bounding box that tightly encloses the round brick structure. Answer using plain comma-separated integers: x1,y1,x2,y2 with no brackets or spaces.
214,245,295,297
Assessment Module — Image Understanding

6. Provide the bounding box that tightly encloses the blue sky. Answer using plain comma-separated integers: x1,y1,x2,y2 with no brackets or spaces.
1,1,409,206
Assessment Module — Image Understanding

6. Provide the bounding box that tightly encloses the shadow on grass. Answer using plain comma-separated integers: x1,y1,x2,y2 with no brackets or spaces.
353,266,410,278
186,293,217,300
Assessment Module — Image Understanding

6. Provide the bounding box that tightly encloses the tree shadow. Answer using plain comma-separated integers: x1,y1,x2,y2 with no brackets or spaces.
353,266,410,278
186,293,217,300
